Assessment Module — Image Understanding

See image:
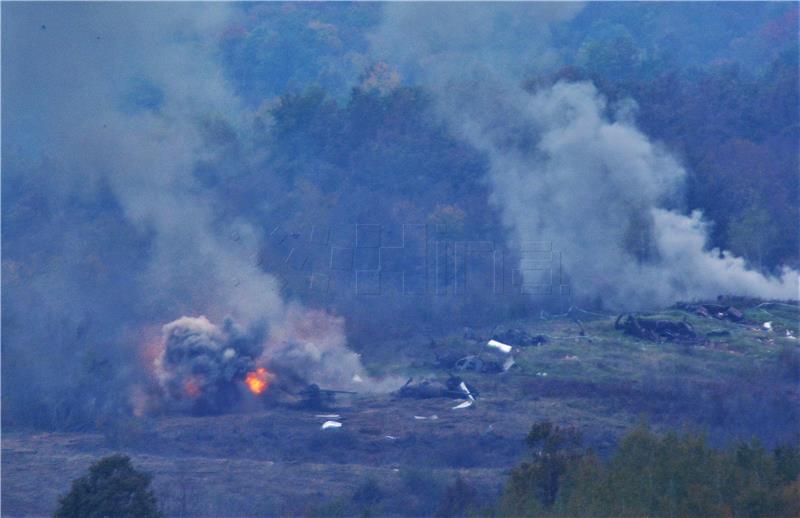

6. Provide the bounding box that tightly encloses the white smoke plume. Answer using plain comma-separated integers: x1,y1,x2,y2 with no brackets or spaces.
265,306,401,393
370,4,799,309
6,3,283,324
4,3,392,418
472,81,799,307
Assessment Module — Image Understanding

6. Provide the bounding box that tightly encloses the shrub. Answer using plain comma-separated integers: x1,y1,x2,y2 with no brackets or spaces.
352,477,383,506
778,345,800,382
401,468,446,514
435,476,478,518
55,454,161,518
501,422,584,511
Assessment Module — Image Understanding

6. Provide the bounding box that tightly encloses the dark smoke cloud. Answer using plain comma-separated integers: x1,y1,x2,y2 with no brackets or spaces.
154,316,264,415
149,310,398,415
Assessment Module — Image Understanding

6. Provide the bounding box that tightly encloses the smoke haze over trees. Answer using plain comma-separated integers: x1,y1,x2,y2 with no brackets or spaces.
2,2,798,431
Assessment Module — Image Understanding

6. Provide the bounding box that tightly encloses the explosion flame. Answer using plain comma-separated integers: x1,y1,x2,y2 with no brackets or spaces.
184,379,201,398
245,367,272,395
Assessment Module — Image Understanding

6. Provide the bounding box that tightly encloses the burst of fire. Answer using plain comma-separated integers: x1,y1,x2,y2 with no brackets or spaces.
184,379,201,398
245,367,272,395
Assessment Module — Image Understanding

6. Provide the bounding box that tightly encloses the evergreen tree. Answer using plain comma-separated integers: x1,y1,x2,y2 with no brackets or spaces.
55,454,161,518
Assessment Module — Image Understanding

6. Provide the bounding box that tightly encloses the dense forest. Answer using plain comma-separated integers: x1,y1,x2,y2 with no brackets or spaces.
219,2,798,275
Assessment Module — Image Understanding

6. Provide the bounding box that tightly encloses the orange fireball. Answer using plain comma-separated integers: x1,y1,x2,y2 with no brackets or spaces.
245,367,272,395
184,379,201,398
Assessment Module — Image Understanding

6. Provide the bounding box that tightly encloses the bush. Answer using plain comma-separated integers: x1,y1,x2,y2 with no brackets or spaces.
435,476,478,518
55,454,161,518
352,477,383,506
778,345,800,382
500,422,584,511
498,421,800,517
401,468,446,514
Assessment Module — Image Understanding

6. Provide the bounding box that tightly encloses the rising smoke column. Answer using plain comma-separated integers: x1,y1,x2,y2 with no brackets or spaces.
370,3,799,309
4,3,283,326
473,81,799,307
265,306,401,393
3,3,394,422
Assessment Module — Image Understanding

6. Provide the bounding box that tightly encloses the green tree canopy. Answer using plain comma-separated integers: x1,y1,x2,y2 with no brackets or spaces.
55,454,161,518
499,422,800,517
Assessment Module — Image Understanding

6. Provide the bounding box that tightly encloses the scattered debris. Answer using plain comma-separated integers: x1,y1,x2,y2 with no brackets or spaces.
763,321,773,331
786,330,797,340
487,339,513,354
541,306,608,320
448,375,478,399
298,384,357,410
397,378,447,399
562,355,579,361
413,415,439,420
454,355,503,373
321,421,342,430
452,399,473,410
615,314,696,342
491,329,548,347
502,356,516,372
536,372,548,377
678,303,745,323
459,381,475,401
724,306,745,322
396,375,477,400
434,351,466,369
454,355,483,372
755,302,799,311
569,306,609,318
